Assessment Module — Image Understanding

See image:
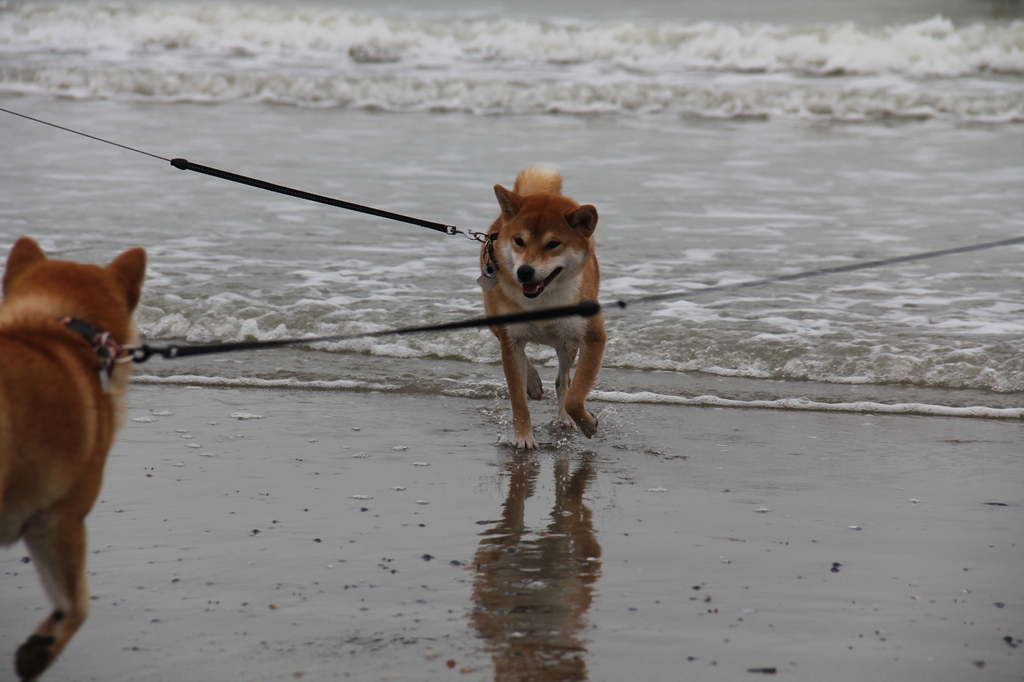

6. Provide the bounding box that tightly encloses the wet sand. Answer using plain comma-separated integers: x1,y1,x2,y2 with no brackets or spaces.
1,384,1021,682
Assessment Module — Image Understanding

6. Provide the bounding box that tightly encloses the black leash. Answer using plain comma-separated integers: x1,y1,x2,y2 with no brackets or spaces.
0,107,170,163
1,107,469,238
609,235,1024,309
126,234,1023,363
168,158,459,235
126,301,601,363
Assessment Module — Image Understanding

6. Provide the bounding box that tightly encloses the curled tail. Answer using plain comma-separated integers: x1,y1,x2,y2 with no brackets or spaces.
513,167,562,196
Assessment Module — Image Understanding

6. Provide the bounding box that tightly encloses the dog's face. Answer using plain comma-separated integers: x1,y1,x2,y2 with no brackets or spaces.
492,185,597,303
1,237,146,344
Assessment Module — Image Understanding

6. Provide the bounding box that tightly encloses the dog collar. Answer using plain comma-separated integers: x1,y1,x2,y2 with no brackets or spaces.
61,317,125,394
477,233,500,291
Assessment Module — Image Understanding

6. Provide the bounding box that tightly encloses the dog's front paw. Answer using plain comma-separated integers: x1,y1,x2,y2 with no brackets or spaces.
569,408,598,438
513,430,539,450
16,634,55,681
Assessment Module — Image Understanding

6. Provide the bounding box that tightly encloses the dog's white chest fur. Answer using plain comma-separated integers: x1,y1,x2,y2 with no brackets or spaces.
496,270,589,348
505,314,588,349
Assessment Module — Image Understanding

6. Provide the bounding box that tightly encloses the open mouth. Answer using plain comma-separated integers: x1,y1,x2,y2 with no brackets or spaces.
521,267,563,299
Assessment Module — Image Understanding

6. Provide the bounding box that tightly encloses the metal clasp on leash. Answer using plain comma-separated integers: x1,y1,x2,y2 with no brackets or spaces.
120,344,178,364
463,229,500,291
61,317,126,394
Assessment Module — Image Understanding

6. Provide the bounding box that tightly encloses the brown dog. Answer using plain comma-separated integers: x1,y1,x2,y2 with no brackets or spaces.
481,168,606,449
0,237,145,681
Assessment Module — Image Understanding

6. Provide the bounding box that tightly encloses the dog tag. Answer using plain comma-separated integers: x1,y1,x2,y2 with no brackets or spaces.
98,369,111,394
477,273,498,291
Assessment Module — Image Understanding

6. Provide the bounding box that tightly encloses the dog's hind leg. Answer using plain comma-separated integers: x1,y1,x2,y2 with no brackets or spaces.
564,321,606,439
555,345,579,429
525,359,543,401
16,508,90,682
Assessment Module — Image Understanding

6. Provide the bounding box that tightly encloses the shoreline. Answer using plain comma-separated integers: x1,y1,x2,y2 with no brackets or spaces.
132,372,1024,421
2,384,1020,681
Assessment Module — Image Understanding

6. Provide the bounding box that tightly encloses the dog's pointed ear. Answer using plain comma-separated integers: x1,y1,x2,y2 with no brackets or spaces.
566,205,598,238
3,237,48,294
495,185,523,223
105,247,147,312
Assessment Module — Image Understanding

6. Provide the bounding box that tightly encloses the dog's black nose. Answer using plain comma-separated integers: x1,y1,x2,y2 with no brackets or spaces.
517,265,535,282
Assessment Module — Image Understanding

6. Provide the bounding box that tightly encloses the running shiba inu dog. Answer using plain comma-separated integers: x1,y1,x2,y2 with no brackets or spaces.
480,168,606,450
0,237,145,681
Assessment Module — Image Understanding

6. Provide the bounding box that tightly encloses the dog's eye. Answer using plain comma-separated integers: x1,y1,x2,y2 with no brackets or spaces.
513,237,525,247
544,241,561,250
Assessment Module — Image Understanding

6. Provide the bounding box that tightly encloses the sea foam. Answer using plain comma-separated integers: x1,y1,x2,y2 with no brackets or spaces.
132,374,1024,420
1,4,1022,120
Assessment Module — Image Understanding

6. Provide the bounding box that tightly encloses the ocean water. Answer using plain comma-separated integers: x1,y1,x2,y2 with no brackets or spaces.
1,0,1022,421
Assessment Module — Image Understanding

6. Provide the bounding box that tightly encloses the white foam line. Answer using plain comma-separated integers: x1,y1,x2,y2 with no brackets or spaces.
135,375,1021,420
591,390,1024,420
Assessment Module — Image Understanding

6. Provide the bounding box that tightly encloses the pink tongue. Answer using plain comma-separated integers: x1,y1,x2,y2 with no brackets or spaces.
522,282,541,295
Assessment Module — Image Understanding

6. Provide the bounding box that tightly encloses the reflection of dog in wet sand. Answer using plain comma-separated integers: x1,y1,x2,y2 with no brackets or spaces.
0,237,145,681
471,455,601,681
480,168,606,449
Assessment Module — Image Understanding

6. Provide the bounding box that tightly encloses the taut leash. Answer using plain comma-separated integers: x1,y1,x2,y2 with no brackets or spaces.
123,301,602,364
118,233,1024,363
168,158,460,235
609,235,1024,309
1,107,489,240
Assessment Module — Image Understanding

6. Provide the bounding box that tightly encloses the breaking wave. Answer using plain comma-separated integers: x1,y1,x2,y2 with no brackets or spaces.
2,3,1023,121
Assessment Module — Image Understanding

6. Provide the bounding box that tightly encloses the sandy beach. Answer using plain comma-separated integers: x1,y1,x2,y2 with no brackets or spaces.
1,384,1020,682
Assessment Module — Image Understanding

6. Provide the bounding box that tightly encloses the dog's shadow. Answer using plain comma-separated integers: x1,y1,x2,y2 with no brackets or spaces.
469,453,601,681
